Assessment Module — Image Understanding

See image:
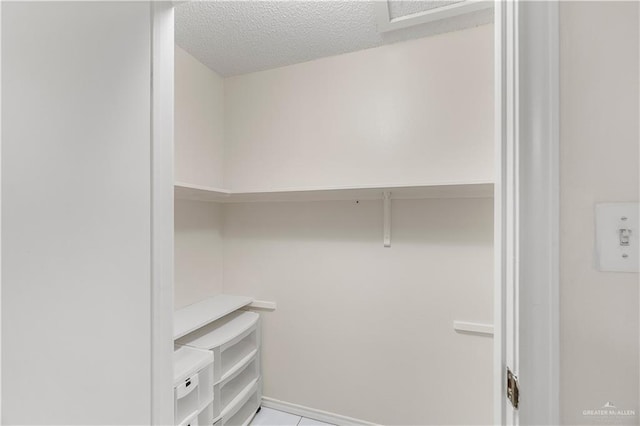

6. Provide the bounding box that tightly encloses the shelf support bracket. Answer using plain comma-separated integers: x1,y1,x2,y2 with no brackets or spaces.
383,191,391,247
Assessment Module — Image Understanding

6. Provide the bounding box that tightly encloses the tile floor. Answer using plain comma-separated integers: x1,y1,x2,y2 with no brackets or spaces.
251,407,334,426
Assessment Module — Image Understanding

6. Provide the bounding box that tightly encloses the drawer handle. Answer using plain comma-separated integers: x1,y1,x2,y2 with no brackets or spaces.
175,375,199,399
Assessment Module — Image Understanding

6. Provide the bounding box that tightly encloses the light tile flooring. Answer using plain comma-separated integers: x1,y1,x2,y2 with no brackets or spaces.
251,407,334,426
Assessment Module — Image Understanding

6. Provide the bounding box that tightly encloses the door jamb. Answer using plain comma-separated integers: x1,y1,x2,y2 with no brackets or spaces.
494,1,560,424
150,3,175,425
146,1,561,424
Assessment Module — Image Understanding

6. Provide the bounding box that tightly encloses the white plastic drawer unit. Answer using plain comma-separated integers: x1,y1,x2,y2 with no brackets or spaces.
176,311,262,425
175,374,199,423
221,355,259,408
178,410,199,426
174,346,215,426
223,378,261,426
211,381,261,426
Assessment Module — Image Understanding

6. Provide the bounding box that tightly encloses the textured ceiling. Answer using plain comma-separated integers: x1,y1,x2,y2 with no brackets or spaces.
175,1,492,77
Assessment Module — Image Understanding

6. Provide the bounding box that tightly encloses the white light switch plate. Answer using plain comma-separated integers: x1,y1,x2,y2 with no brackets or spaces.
595,202,639,273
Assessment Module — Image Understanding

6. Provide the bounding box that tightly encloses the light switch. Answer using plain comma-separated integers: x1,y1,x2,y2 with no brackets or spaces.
595,202,639,272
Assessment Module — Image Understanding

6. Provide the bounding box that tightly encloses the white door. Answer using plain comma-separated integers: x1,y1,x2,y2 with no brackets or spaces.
495,1,560,425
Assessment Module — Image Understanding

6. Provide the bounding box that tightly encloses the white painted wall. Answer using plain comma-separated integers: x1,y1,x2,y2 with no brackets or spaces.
224,24,493,191
175,200,224,309
174,46,226,310
175,46,225,188
560,2,639,424
2,2,154,424
223,198,494,425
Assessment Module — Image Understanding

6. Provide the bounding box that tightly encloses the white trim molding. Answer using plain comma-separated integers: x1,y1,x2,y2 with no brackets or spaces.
493,1,515,422
375,0,493,33
0,1,3,421
248,300,277,311
150,2,175,425
261,397,380,426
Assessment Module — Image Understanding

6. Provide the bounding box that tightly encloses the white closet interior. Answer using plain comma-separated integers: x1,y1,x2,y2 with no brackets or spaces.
173,14,494,425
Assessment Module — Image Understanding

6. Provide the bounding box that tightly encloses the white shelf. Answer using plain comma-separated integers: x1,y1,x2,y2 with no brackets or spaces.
453,320,494,336
176,311,260,350
174,295,253,340
175,181,494,203
175,182,231,202
173,346,214,386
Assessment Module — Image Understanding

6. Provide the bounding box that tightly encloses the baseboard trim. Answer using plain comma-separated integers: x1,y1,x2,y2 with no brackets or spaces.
261,397,380,426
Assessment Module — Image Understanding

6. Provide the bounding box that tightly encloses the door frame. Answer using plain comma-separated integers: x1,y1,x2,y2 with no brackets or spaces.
0,1,3,421
494,1,560,424
146,1,562,424
150,2,175,425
